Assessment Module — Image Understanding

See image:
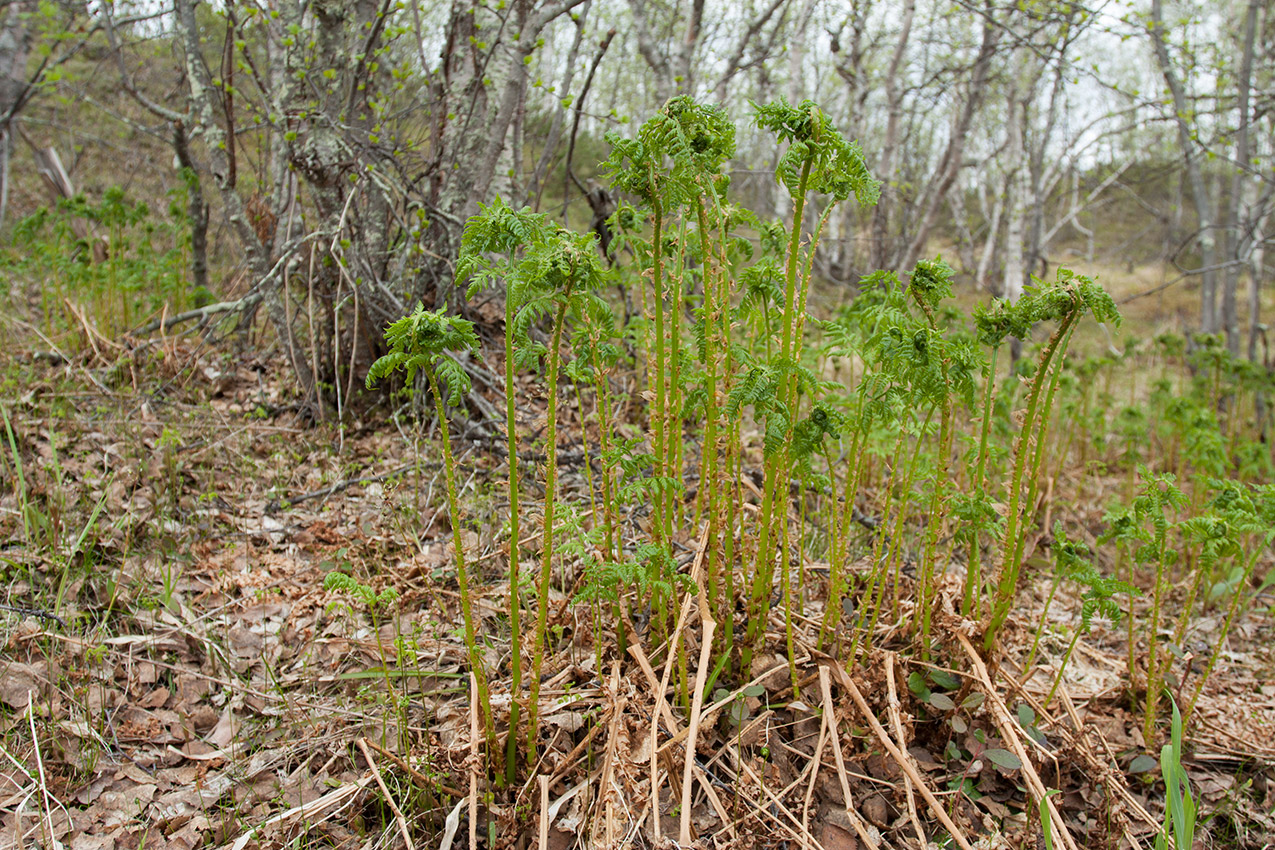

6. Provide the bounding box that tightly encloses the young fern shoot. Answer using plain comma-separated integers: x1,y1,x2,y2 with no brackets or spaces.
365,306,494,762
743,98,879,668
511,227,609,761
457,198,555,781
984,271,1120,652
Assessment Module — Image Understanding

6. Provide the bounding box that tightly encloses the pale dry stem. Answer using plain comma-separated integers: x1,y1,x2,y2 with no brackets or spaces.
822,656,977,850
357,736,416,850
817,666,881,849
884,653,927,849
956,633,1080,850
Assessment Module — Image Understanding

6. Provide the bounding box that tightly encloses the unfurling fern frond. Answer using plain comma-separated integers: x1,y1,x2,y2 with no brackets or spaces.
366,305,478,406
725,364,778,419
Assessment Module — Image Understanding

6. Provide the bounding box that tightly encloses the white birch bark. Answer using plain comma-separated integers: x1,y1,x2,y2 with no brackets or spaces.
1150,0,1219,334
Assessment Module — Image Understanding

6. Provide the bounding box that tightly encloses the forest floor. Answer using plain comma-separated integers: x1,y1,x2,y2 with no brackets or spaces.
2,265,1274,850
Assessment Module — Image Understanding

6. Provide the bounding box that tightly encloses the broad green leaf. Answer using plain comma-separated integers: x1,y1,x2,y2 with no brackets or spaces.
929,670,961,690
984,748,1022,770
928,693,957,711
1129,754,1159,774
907,671,931,701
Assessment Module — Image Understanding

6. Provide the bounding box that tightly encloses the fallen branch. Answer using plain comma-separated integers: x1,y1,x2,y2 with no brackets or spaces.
0,604,67,629
131,293,263,336
267,462,429,511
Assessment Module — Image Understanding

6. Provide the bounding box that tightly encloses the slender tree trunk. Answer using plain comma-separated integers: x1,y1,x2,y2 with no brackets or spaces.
1150,0,1219,334
975,180,1004,289
429,0,588,308
672,0,706,94
628,0,673,102
1222,0,1259,355
174,0,317,404
1002,83,1027,303
526,2,591,209
1248,205,1269,364
1026,38,1072,282
172,122,210,295
869,0,914,271
0,0,32,230
899,5,1002,273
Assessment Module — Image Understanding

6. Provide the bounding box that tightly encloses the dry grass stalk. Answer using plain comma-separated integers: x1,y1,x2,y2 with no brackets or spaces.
738,756,824,845
647,524,709,841
656,659,801,758
357,736,416,850
823,656,977,850
692,761,738,842
228,775,374,849
364,738,466,798
884,653,927,849
800,693,828,843
679,568,717,845
469,671,479,850
539,775,550,849
592,661,626,848
1055,685,1162,840
817,666,881,849
28,699,59,850
956,632,1079,850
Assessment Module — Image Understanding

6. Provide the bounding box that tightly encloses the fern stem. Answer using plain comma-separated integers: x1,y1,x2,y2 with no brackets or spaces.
986,310,1080,651
744,156,812,670
528,283,574,761
428,367,494,762
503,289,523,784
965,344,999,618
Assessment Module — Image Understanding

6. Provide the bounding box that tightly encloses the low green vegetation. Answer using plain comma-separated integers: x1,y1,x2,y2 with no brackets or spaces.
3,95,1272,847
367,97,1274,805
1,184,201,340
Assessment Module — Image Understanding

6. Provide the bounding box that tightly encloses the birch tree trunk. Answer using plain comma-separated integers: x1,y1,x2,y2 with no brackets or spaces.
899,5,1003,274
975,177,1004,289
868,0,914,271
426,0,588,309
1221,0,1259,355
1001,80,1027,304
1150,0,1219,334
0,1,32,230
174,0,318,406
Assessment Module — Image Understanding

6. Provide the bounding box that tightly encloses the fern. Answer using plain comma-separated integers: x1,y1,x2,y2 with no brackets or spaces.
366,304,478,399
1042,523,1136,709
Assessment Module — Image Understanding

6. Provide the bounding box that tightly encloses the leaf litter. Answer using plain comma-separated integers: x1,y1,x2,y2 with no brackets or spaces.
0,334,1272,850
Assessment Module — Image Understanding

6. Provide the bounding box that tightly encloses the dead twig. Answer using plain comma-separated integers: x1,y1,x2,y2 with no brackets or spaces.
955,632,1080,850
362,738,466,798
131,293,264,335
885,652,928,850
357,737,416,850
820,653,977,850
267,462,435,511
